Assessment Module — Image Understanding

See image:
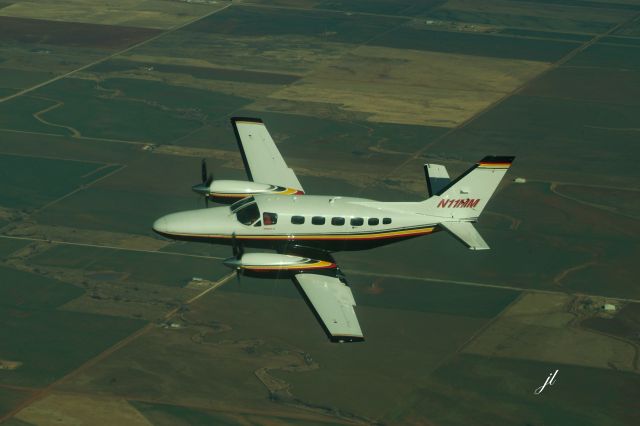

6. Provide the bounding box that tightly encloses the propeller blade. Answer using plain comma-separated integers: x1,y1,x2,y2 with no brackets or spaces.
231,232,238,258
201,159,207,183
206,173,214,186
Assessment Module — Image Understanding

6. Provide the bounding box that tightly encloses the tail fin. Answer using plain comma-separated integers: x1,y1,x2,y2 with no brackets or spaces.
422,156,515,220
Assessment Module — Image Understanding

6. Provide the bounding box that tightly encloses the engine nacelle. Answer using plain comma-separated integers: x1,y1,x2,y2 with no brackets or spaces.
208,180,303,203
223,253,336,277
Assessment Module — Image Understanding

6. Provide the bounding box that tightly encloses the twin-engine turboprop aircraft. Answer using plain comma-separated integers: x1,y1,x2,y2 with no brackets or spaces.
153,117,515,342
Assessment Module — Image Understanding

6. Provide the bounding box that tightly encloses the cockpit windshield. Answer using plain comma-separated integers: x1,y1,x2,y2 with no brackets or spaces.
235,202,261,226
230,196,256,213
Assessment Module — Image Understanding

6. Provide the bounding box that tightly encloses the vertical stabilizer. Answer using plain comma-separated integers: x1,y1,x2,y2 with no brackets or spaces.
420,156,515,219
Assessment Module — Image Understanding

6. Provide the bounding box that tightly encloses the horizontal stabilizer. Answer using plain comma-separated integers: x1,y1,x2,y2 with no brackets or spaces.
294,273,363,342
440,222,490,250
424,163,450,197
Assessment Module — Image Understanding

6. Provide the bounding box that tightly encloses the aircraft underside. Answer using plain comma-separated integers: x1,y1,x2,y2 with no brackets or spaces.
155,226,439,252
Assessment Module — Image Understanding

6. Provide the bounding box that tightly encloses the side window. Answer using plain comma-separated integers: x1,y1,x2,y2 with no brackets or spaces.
368,218,379,226
312,216,325,225
350,217,364,226
291,215,305,225
331,217,345,226
263,212,278,225
383,217,392,225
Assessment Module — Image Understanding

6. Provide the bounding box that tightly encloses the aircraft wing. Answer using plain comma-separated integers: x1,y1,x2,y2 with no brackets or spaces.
231,117,304,193
293,273,363,342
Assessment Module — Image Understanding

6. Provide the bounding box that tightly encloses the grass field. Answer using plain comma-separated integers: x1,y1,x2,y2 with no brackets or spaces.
395,353,640,425
29,244,229,288
0,153,114,210
0,16,160,49
0,239,30,259
0,307,145,387
0,0,224,29
0,388,33,420
0,265,83,310
423,0,629,33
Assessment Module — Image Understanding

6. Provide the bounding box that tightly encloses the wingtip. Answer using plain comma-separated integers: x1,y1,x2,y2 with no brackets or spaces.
231,116,263,124
478,155,516,165
330,335,365,343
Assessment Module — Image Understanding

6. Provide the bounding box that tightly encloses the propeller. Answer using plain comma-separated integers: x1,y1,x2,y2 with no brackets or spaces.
193,158,214,207
231,232,244,283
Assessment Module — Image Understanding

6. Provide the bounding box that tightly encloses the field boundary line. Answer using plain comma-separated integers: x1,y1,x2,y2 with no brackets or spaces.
345,270,640,303
0,235,226,260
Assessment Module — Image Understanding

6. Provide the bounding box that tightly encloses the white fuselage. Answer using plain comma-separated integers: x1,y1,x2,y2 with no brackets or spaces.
153,194,441,251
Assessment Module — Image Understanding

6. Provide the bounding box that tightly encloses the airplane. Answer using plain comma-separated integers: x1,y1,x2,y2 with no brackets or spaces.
153,117,515,343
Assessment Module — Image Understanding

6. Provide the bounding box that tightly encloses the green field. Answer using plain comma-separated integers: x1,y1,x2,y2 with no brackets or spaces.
566,42,640,70
396,354,640,425
0,96,72,135
423,4,625,34
0,265,83,310
0,307,145,387
31,77,252,143
130,401,330,426
0,388,32,419
315,0,437,15
428,94,640,187
372,27,579,61
0,153,113,210
0,239,30,259
0,68,54,90
90,59,302,85
522,65,640,105
29,244,230,287
186,6,403,42
498,28,592,41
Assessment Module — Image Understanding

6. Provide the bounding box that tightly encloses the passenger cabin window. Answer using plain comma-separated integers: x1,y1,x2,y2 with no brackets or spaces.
312,216,325,225
331,217,345,226
263,212,278,225
368,218,379,226
291,215,305,225
350,217,364,226
236,202,260,226
383,217,392,224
